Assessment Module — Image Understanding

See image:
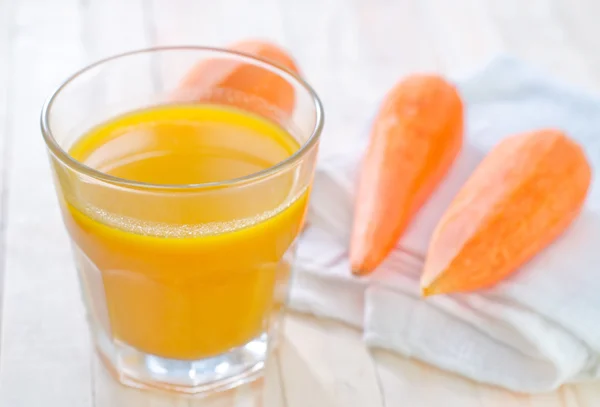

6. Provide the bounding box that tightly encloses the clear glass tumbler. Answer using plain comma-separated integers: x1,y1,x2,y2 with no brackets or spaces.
40,47,323,394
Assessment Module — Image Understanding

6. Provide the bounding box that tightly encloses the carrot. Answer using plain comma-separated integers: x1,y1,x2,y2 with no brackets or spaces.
421,129,591,296
350,75,464,275
174,39,300,121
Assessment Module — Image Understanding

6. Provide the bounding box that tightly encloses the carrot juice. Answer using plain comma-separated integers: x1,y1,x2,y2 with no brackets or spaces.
58,104,308,360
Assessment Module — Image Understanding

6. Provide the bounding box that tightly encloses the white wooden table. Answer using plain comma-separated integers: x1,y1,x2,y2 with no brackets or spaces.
2,0,600,405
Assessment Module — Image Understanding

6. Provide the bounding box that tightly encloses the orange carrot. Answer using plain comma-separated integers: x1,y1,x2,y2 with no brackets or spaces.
421,129,591,295
174,39,300,120
350,75,464,275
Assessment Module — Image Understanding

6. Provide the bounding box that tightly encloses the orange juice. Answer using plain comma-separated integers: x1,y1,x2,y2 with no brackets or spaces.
61,104,307,360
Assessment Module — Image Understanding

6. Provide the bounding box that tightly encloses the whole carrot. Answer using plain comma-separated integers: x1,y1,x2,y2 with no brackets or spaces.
421,129,591,295
350,75,464,275
174,39,300,120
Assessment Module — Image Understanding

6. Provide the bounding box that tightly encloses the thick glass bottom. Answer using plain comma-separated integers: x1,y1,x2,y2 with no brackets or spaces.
95,328,268,394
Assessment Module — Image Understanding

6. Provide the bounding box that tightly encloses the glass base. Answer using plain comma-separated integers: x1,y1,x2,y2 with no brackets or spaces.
95,328,267,395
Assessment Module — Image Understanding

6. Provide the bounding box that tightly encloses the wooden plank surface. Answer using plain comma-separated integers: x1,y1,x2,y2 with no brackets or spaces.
0,0,13,344
2,0,600,406
0,0,91,406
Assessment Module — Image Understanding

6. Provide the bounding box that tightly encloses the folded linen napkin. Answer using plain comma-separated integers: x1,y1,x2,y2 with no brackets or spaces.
289,56,600,393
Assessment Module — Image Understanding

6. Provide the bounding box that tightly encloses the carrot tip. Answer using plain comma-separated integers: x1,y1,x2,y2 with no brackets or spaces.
421,285,436,297
351,267,369,276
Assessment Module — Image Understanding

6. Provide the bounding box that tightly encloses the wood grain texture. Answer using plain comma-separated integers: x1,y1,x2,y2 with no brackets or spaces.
0,0,14,351
82,0,152,59
0,0,91,406
283,314,383,407
150,0,287,47
421,0,506,74
1,0,600,406
484,0,600,92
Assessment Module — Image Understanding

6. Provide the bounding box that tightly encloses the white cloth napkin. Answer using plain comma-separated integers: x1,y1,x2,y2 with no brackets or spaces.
289,56,600,393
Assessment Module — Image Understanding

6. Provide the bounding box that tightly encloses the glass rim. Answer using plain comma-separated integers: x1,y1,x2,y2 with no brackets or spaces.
40,45,324,190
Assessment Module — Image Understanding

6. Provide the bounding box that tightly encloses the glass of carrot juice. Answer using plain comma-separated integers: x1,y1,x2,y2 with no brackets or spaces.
40,47,323,394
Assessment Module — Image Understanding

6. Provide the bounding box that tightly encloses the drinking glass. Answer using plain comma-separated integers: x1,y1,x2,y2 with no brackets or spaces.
40,47,323,394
